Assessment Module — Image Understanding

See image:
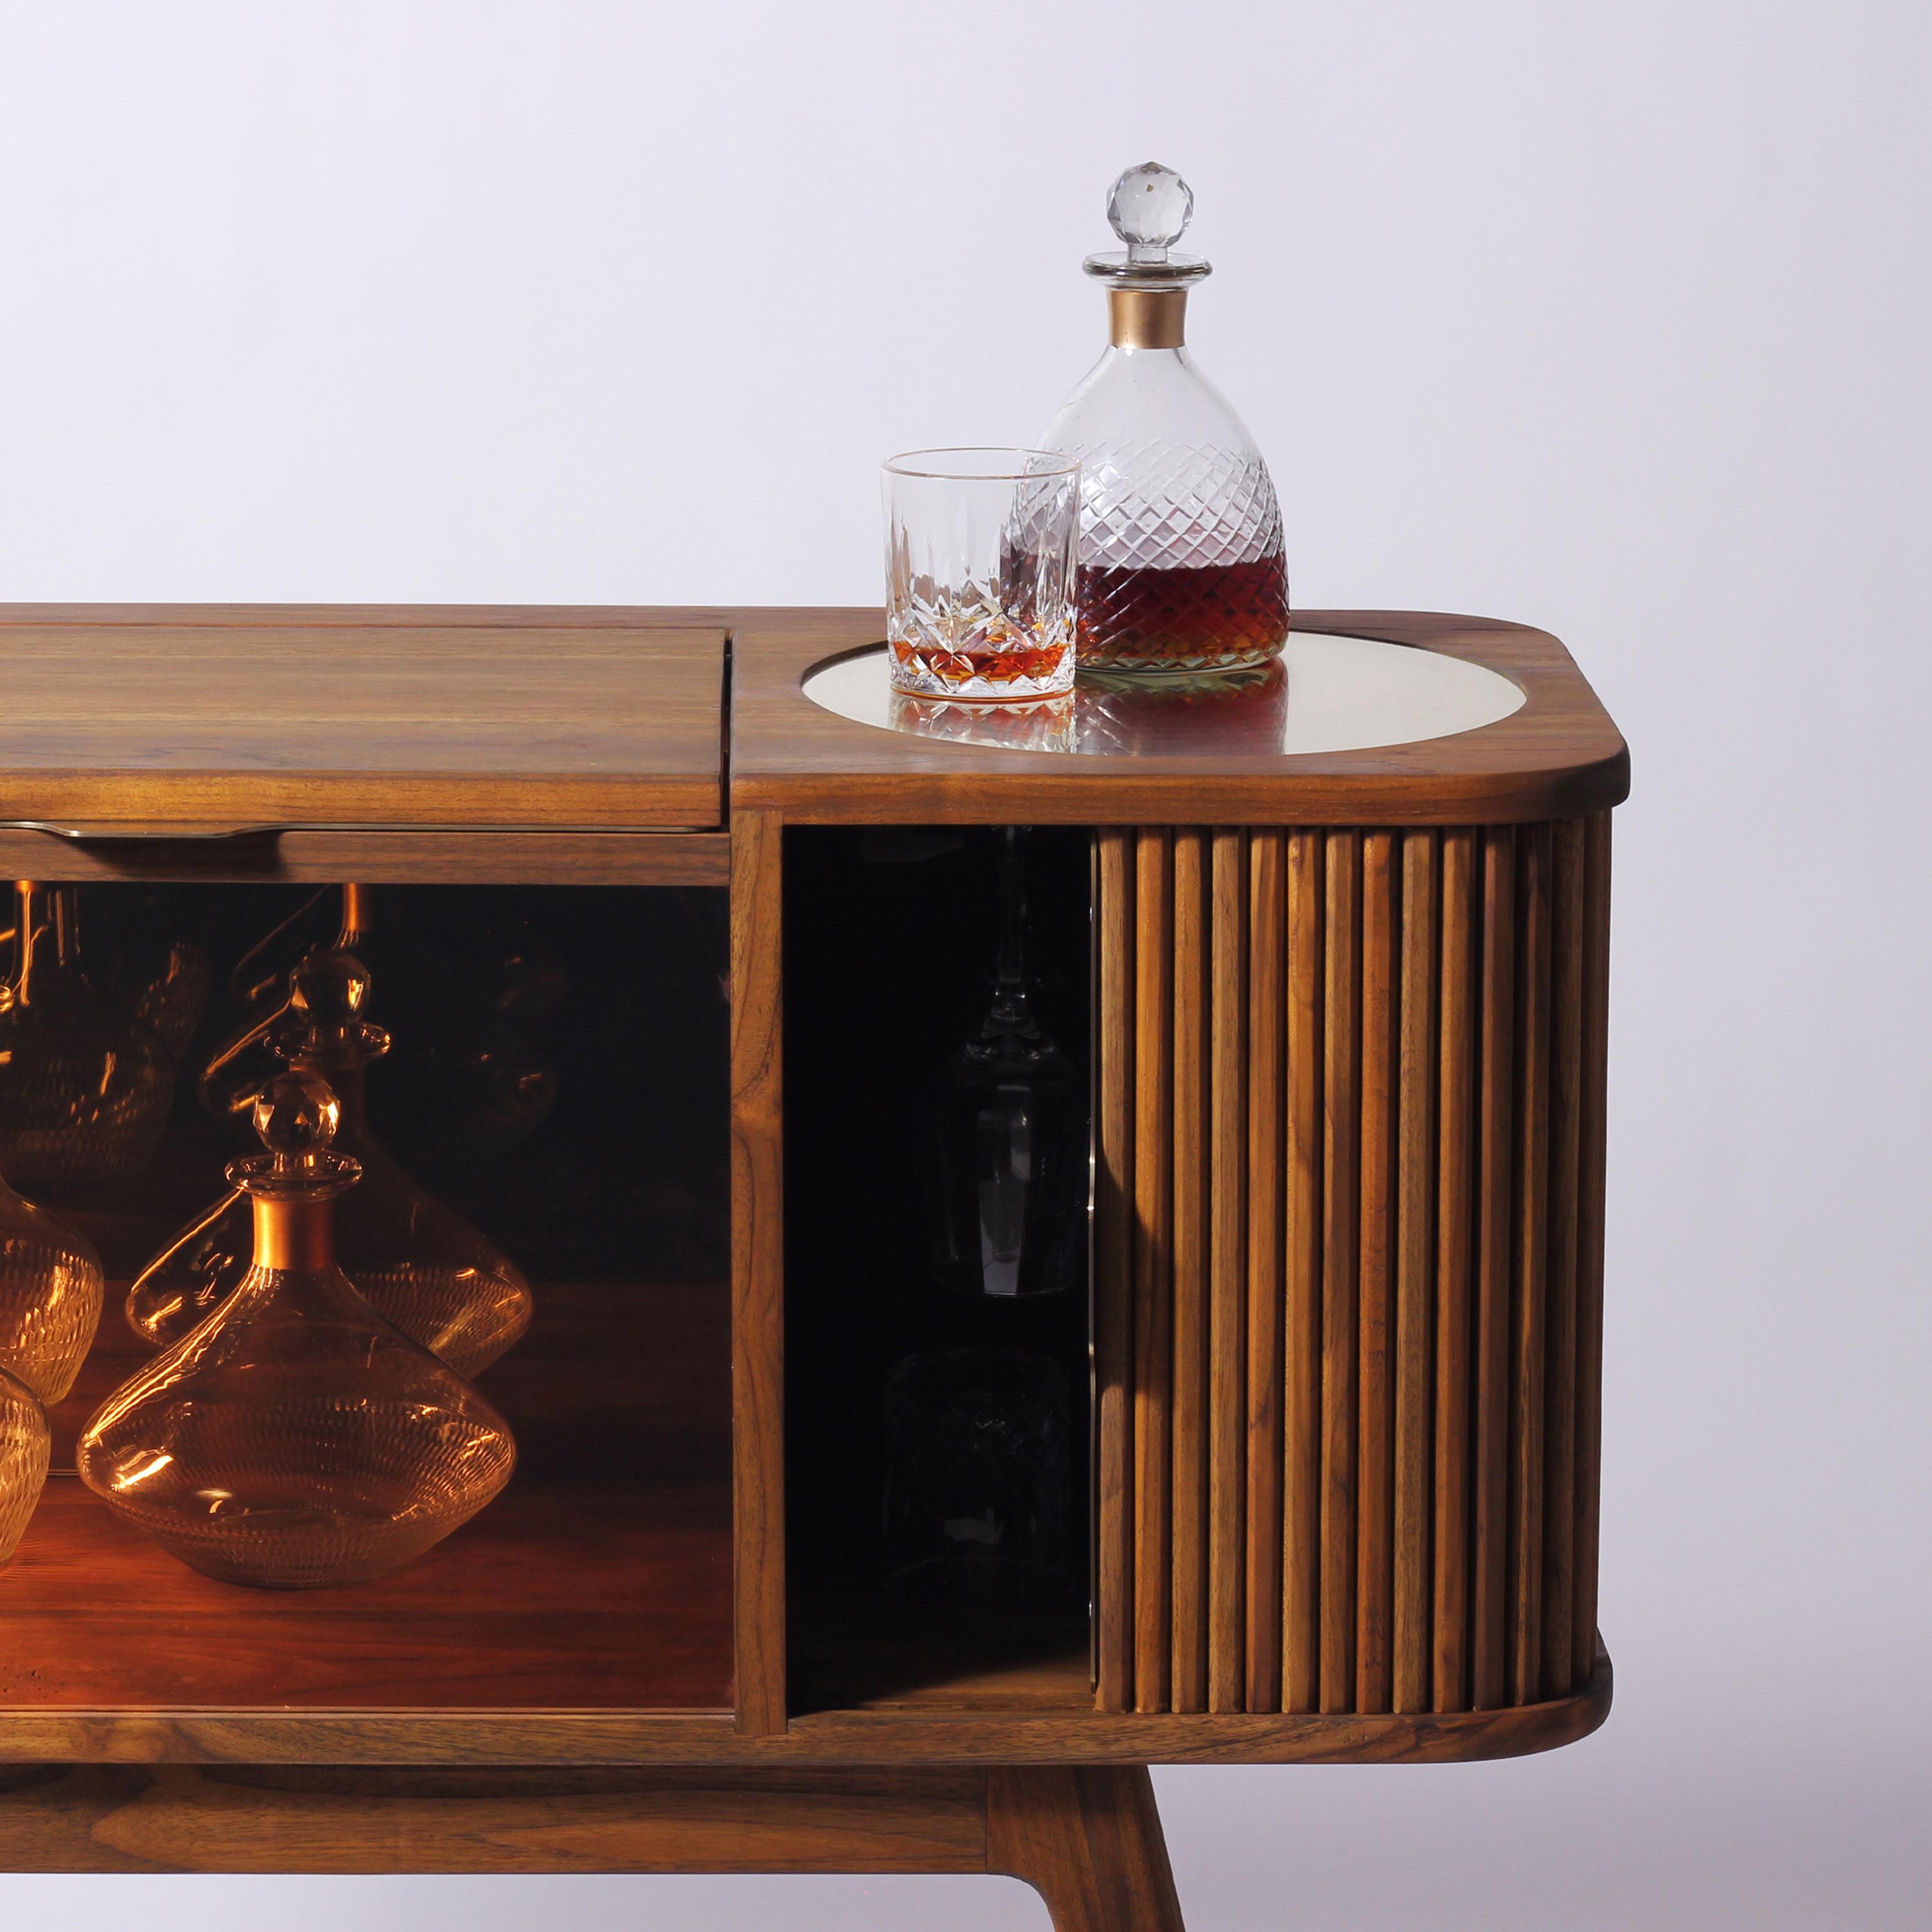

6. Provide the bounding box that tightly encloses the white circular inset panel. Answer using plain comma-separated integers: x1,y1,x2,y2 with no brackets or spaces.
801,632,1524,758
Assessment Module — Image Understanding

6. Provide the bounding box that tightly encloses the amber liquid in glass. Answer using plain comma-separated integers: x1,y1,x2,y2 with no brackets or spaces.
1075,554,1289,671
891,634,1072,688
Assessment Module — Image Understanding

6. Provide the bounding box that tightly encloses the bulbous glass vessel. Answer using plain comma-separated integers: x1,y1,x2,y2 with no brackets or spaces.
1039,162,1289,675
127,948,532,1379
0,1167,104,1405
79,1072,517,1589
0,883,176,1189
0,1365,51,1567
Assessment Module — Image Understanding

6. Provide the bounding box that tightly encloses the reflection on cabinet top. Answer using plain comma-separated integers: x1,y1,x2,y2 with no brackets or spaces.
728,607,1628,826
0,609,726,833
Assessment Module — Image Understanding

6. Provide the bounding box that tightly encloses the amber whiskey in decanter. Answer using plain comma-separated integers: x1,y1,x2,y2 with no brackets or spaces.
1039,162,1290,674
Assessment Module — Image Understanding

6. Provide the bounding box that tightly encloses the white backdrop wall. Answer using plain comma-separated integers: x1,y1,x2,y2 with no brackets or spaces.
3,3,1929,1926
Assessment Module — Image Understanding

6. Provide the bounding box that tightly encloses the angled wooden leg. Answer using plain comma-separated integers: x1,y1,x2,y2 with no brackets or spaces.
987,1766,1185,1932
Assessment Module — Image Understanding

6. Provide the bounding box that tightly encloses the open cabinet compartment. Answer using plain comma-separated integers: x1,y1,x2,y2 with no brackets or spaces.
782,824,1095,1717
1,878,733,1716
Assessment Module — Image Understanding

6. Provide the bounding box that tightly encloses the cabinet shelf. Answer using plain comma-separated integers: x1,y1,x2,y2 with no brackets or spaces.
0,1470,732,1712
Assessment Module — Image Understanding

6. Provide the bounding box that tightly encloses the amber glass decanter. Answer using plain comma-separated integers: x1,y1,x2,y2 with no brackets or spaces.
79,1073,516,1589
0,1164,104,1405
0,1365,51,1568
127,949,532,1379
0,882,176,1190
1039,162,1289,674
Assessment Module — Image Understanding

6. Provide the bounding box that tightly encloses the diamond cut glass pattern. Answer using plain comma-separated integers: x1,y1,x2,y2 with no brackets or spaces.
882,448,1080,699
1039,162,1290,674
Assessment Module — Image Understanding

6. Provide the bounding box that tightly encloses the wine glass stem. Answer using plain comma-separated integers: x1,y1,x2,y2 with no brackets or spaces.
996,826,1028,994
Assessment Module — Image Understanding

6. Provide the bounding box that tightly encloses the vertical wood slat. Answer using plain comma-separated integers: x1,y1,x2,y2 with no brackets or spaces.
1170,831,1211,1714
1094,829,1137,1712
1354,833,1399,1714
1282,831,1325,1714
1471,827,1517,1709
1319,832,1361,1713
1132,832,1175,1715
1541,819,1587,1698
1508,826,1553,1707
1244,830,1289,1712
1207,831,1249,1713
1401,832,1445,1714
1571,813,1614,1688
1428,835,1474,1714
728,807,787,1736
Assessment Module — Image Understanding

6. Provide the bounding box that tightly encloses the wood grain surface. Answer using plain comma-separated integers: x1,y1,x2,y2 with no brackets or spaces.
730,808,788,1736
0,620,726,829
0,828,730,886
0,1658,1614,1767
989,1766,1186,1932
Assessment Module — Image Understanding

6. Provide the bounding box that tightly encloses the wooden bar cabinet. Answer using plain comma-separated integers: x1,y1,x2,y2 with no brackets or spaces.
0,605,1627,1928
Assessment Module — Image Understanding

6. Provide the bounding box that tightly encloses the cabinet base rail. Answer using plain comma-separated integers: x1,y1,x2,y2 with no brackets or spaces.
0,1762,1185,1931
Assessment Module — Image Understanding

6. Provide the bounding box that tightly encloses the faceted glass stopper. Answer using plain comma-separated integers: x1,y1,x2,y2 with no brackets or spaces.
1108,162,1194,265
228,1069,360,1199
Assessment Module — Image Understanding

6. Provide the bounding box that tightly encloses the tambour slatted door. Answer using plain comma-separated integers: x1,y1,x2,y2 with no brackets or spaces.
1093,815,1611,1717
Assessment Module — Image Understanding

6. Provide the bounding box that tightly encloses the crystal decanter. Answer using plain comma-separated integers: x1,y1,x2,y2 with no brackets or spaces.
1039,162,1290,674
79,1072,517,1589
0,1365,51,1568
0,882,176,1190
0,1165,104,1405
126,949,532,1379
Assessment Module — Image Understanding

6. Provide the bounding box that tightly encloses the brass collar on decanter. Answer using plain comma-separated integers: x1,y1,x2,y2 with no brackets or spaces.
251,1195,338,1271
1107,288,1188,350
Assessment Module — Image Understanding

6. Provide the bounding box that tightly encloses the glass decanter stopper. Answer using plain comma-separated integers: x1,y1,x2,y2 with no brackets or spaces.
0,1162,104,1405
79,1072,517,1589
0,1365,51,1568
923,829,1084,1298
1039,162,1290,674
126,948,533,1379
0,882,176,1190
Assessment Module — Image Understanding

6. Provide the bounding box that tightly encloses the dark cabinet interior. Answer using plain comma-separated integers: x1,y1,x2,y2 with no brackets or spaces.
781,826,1094,1716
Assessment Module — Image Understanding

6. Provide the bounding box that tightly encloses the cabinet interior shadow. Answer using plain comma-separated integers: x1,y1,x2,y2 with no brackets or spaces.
783,826,1092,1714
